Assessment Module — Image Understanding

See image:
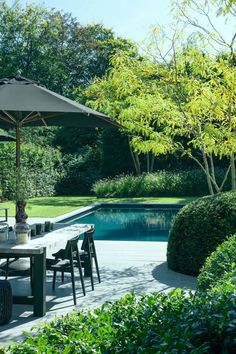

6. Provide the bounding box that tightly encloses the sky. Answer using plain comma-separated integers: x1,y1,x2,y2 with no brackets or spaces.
6,0,173,42
5,0,235,49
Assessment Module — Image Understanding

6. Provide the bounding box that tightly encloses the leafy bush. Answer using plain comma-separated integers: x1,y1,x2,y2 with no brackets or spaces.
0,143,62,200
92,169,230,198
4,287,236,353
56,147,102,195
197,235,236,292
167,190,236,276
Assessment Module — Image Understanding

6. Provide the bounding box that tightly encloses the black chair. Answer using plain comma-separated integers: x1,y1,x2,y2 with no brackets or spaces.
80,227,101,290
46,235,85,305
52,227,101,291
0,257,33,290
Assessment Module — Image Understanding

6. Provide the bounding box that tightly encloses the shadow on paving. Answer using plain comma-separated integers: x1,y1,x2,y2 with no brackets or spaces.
152,262,197,291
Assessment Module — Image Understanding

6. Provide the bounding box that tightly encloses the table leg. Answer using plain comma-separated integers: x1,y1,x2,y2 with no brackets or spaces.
33,248,46,317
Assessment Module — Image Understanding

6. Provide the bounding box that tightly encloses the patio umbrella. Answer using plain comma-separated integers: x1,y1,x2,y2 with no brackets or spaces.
0,74,119,200
0,133,15,142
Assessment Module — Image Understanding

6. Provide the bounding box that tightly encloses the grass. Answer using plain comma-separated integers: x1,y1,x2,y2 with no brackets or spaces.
0,196,197,218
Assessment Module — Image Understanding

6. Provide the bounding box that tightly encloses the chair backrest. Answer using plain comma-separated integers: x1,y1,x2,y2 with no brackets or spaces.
64,235,80,260
81,227,95,253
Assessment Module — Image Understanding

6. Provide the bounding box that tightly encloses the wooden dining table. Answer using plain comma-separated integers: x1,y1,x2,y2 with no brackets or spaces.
0,207,8,222
0,223,93,317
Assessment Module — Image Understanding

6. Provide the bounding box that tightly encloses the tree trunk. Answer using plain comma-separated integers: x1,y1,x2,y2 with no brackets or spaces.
147,153,150,173
202,151,214,195
209,154,220,193
129,142,141,175
150,154,155,173
230,153,236,190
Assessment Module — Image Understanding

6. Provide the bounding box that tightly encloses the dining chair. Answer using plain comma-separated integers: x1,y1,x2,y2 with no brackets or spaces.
46,235,86,305
0,257,33,290
80,226,101,290
52,227,101,291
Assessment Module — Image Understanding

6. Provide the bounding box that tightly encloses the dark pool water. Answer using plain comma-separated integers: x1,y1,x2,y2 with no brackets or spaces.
65,207,179,241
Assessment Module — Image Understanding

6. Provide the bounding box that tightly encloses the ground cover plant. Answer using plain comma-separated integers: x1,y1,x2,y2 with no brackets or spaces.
3,275,236,353
167,190,236,275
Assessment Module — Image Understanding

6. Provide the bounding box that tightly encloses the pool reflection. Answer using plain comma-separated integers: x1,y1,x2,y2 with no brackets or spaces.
68,208,179,242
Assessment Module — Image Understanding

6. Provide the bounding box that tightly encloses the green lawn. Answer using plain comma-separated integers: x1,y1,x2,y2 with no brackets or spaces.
0,196,197,218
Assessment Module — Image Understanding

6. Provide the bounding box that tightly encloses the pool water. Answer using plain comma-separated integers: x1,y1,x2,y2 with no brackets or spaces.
66,208,179,241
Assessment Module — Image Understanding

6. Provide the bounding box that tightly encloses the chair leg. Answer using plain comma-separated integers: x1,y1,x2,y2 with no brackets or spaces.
70,259,77,305
93,252,101,283
90,257,94,291
75,254,86,296
5,258,9,279
86,249,94,291
52,271,57,290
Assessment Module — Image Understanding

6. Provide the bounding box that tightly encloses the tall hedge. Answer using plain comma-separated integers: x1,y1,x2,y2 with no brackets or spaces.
92,169,230,198
167,191,236,276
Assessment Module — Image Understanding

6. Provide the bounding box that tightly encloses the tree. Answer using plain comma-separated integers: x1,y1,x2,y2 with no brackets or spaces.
83,52,178,175
84,43,236,194
166,48,236,194
0,1,135,95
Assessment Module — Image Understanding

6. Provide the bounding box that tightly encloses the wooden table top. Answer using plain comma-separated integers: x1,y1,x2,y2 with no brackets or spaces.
0,223,93,255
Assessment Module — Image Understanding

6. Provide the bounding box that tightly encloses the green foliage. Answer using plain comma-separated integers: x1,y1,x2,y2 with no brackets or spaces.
167,190,236,275
85,31,236,194
0,2,135,94
52,127,101,154
92,169,230,198
4,287,236,353
0,2,138,200
0,142,62,200
55,147,102,196
197,235,236,292
100,128,134,177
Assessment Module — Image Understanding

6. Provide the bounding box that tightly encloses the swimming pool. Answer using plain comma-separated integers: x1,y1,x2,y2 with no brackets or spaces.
61,204,182,242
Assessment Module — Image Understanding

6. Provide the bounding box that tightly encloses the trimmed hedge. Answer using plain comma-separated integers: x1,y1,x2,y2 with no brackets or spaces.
167,190,236,276
92,169,230,198
197,235,236,292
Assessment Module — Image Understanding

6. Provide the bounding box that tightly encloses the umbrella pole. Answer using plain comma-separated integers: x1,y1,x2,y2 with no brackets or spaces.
15,123,21,204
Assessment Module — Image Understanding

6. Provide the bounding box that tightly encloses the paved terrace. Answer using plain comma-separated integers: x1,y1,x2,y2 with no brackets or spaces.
0,213,196,347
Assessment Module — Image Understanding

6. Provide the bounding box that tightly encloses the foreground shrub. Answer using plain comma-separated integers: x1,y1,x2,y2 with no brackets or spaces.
92,169,230,198
167,190,236,276
4,287,236,354
197,235,236,292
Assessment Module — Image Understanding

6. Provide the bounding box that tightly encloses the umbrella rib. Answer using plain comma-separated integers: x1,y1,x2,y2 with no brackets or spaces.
21,111,40,123
22,112,64,124
1,111,16,124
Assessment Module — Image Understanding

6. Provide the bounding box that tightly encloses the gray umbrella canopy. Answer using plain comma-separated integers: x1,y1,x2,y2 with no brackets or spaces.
0,74,119,200
0,133,15,142
0,75,118,128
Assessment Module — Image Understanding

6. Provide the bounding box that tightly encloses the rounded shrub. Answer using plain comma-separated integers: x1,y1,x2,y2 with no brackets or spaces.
197,234,236,292
167,190,236,276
